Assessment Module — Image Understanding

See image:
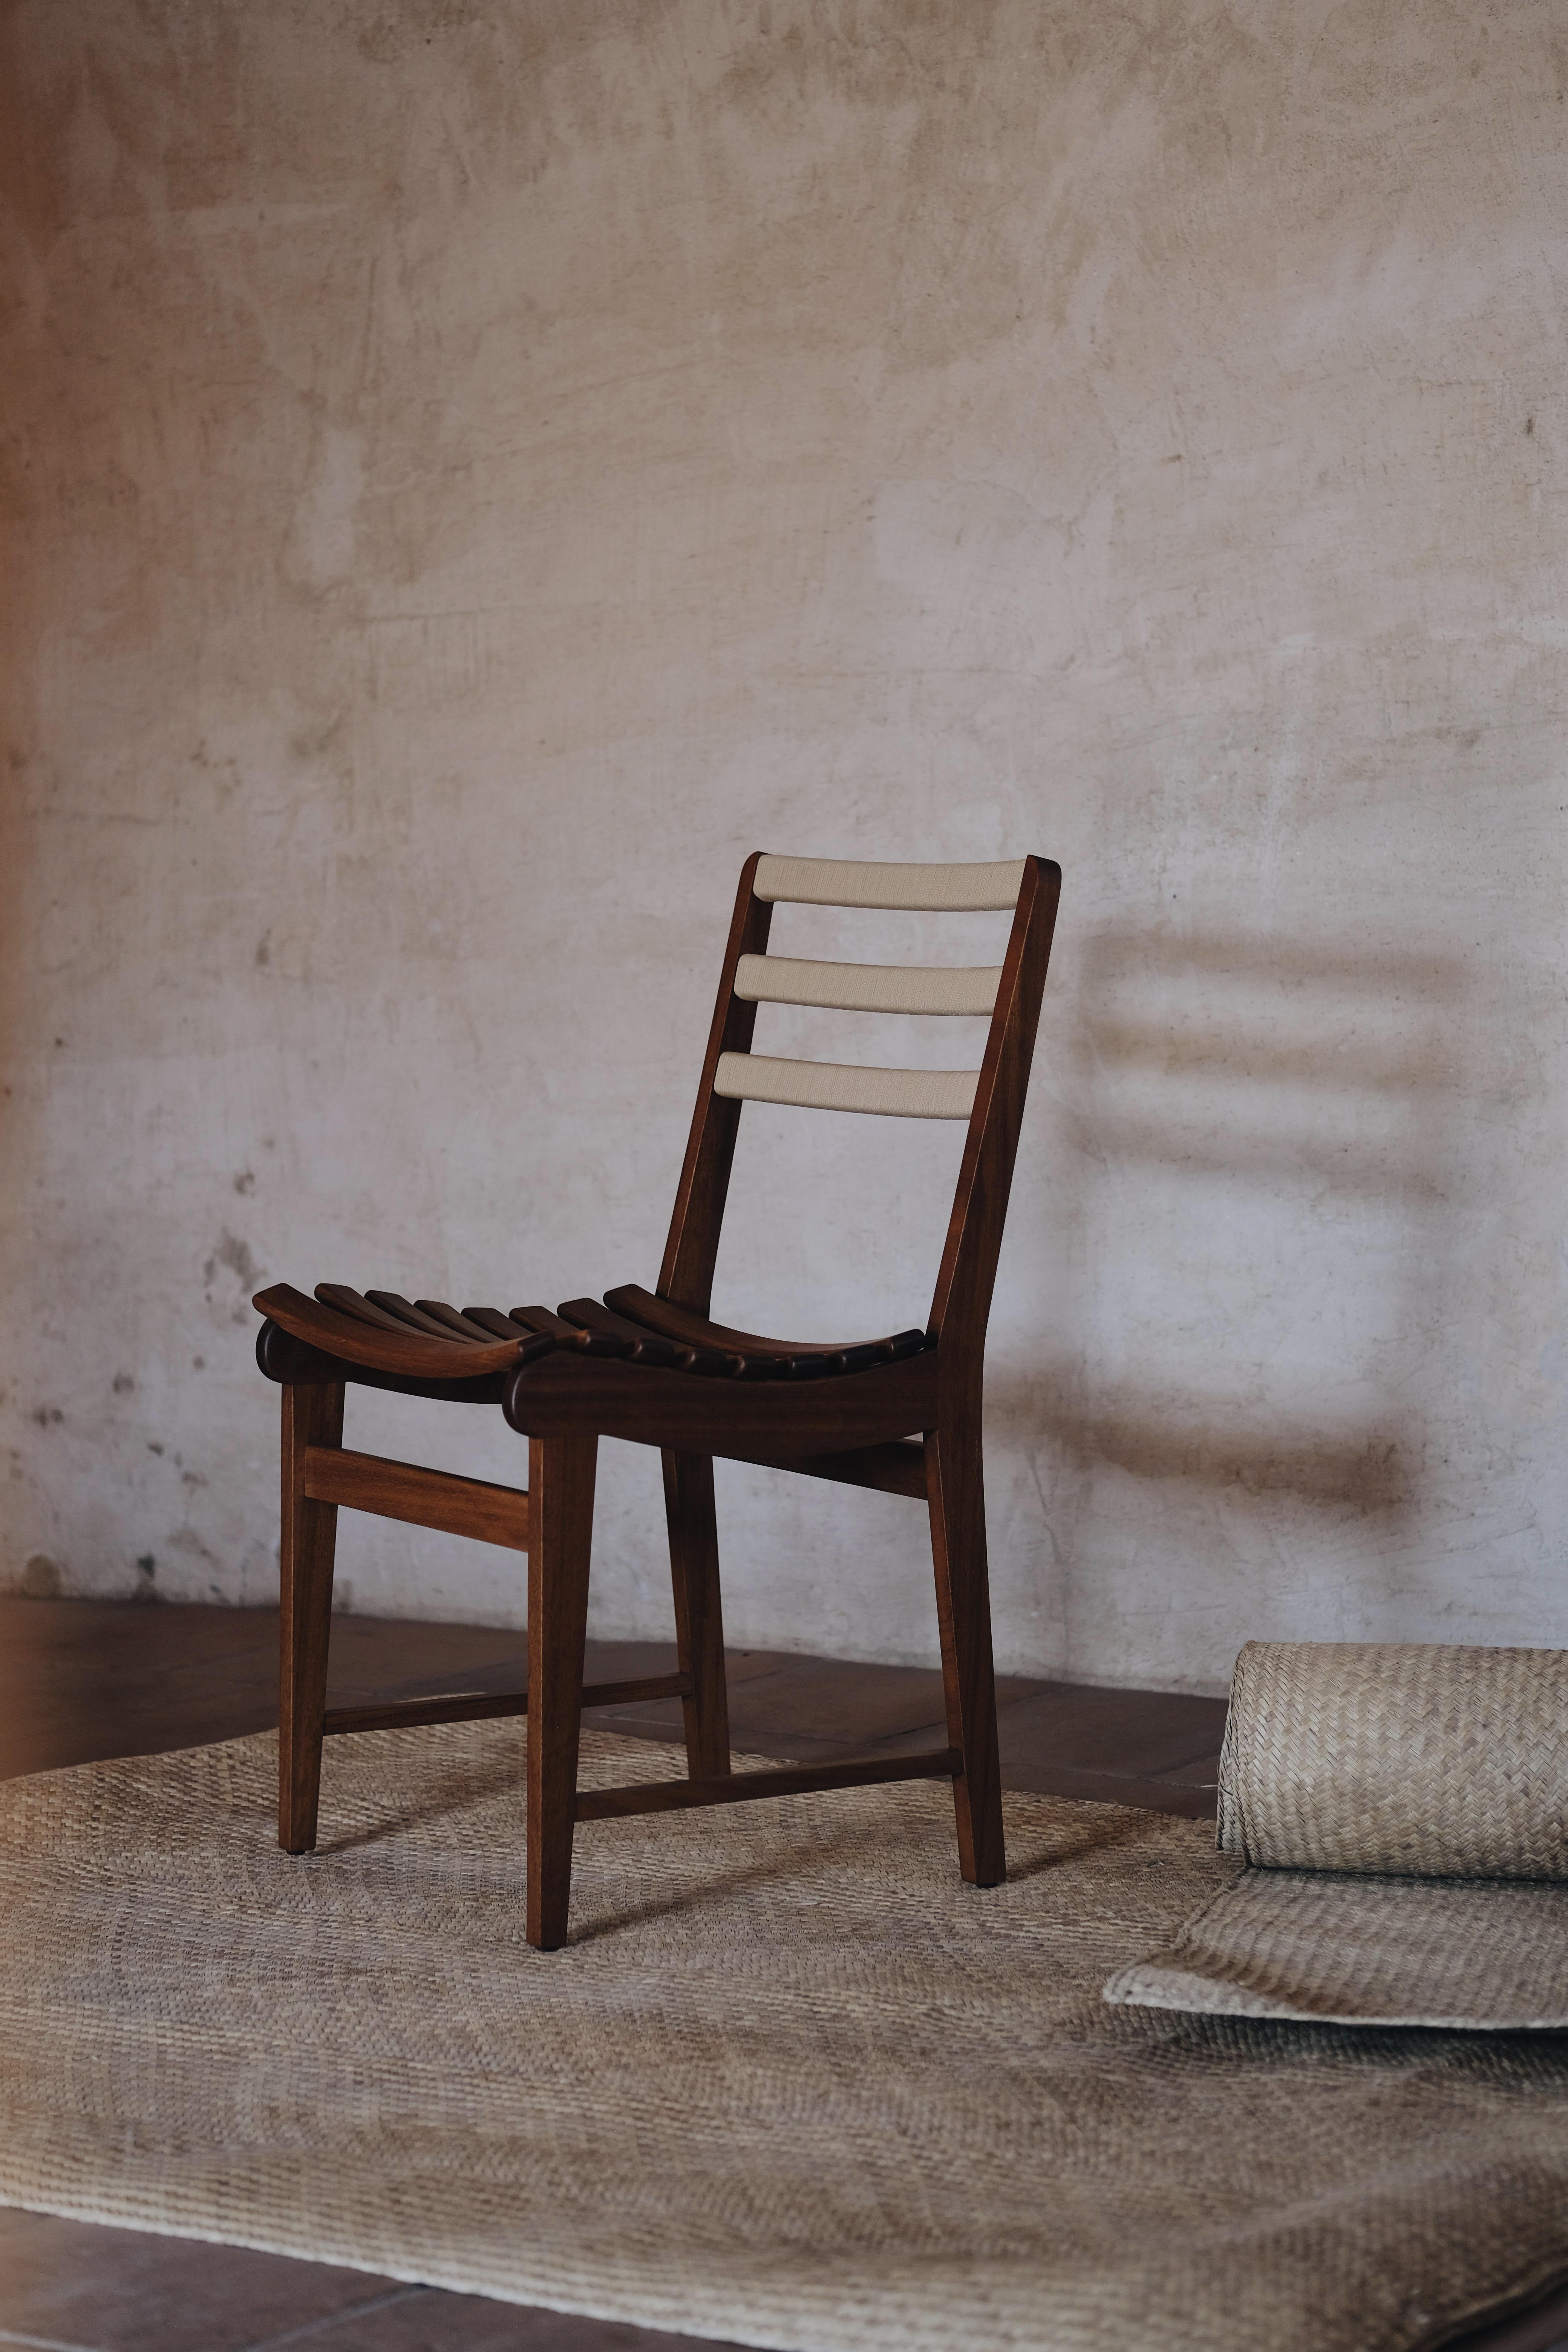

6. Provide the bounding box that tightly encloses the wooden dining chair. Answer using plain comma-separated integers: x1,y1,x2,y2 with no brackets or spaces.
253,851,1061,1947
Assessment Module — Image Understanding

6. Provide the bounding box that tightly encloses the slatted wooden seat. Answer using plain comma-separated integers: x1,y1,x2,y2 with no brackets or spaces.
253,851,1061,1946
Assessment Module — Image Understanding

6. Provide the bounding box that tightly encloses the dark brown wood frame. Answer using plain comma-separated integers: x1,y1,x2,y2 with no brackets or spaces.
256,853,1061,1947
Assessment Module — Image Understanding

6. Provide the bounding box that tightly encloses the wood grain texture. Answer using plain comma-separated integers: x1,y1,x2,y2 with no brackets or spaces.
926,1403,1005,1886
662,1451,731,1778
510,1303,623,1352
603,1283,926,1373
322,1671,689,1737
928,856,1062,1343
574,1747,960,1821
526,1433,599,1950
555,1296,695,1369
302,1446,530,1551
413,1298,516,1344
278,1379,344,1854
257,1318,511,1404
459,1305,533,1341
313,1284,413,1333
255,1284,528,1380
364,1291,477,1341
657,853,773,1314
502,1344,938,1453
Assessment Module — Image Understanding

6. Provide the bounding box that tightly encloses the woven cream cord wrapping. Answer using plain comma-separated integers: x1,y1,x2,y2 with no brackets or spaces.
1106,1642,1568,2029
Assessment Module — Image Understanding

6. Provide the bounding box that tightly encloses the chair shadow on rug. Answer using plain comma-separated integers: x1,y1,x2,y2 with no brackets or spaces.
1000,1808,1169,1884
252,853,1061,1946
303,1733,529,1857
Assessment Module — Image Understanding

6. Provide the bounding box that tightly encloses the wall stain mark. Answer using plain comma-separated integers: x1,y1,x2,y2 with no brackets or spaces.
204,1229,259,1288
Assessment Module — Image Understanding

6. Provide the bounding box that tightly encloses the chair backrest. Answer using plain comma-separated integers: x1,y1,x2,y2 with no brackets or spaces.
658,853,1061,1373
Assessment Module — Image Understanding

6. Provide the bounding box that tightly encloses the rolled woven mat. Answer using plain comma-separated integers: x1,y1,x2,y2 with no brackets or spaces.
1106,1641,1568,2028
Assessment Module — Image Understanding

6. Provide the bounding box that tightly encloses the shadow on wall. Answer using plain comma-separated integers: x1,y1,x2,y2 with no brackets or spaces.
997,925,1468,1528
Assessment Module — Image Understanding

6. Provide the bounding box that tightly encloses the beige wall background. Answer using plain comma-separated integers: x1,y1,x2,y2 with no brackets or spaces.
3,0,1565,1691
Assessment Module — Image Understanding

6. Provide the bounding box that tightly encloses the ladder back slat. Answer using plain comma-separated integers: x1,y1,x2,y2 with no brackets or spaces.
752,855,1028,911
714,1051,978,1120
734,954,1001,1017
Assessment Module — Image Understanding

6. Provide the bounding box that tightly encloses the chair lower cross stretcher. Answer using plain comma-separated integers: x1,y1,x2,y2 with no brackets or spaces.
253,850,1061,1948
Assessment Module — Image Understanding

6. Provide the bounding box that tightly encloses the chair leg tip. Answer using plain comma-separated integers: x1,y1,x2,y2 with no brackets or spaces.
526,1895,571,1951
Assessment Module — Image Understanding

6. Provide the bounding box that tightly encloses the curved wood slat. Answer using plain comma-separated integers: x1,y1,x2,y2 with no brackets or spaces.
752,854,1027,911
254,1284,532,1380
567,1297,918,1384
603,1283,927,1370
415,1298,513,1344
258,1317,517,1401
510,1305,565,1337
714,1052,978,1121
314,1283,413,1334
728,1351,817,1384
512,1304,630,1355
555,1297,703,1372
734,954,1001,1017
567,1295,809,1380
724,1346,857,1384
461,1305,531,1341
364,1290,476,1343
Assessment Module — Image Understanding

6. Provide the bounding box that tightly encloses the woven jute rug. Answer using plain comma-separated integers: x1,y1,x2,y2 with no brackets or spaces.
3,1723,1568,2352
1107,1644,1568,2028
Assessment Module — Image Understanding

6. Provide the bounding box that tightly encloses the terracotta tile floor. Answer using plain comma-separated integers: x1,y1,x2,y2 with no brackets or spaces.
0,1598,1559,2352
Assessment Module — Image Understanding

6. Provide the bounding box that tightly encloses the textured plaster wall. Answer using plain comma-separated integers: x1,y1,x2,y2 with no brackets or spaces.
3,0,1566,1691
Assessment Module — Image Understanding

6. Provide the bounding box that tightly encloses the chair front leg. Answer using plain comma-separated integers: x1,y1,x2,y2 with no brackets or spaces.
662,1449,732,1779
279,1378,345,1853
925,1409,1006,1887
526,1433,599,1950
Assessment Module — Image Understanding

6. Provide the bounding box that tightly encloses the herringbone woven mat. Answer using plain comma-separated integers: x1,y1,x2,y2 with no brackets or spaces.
1217,1643,1568,1877
1107,1644,1568,2027
2,1724,1566,2350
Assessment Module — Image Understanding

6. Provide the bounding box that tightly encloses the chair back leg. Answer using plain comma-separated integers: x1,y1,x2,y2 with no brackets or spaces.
662,1449,732,1779
925,1412,1006,1886
526,1433,599,1949
279,1380,345,1853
